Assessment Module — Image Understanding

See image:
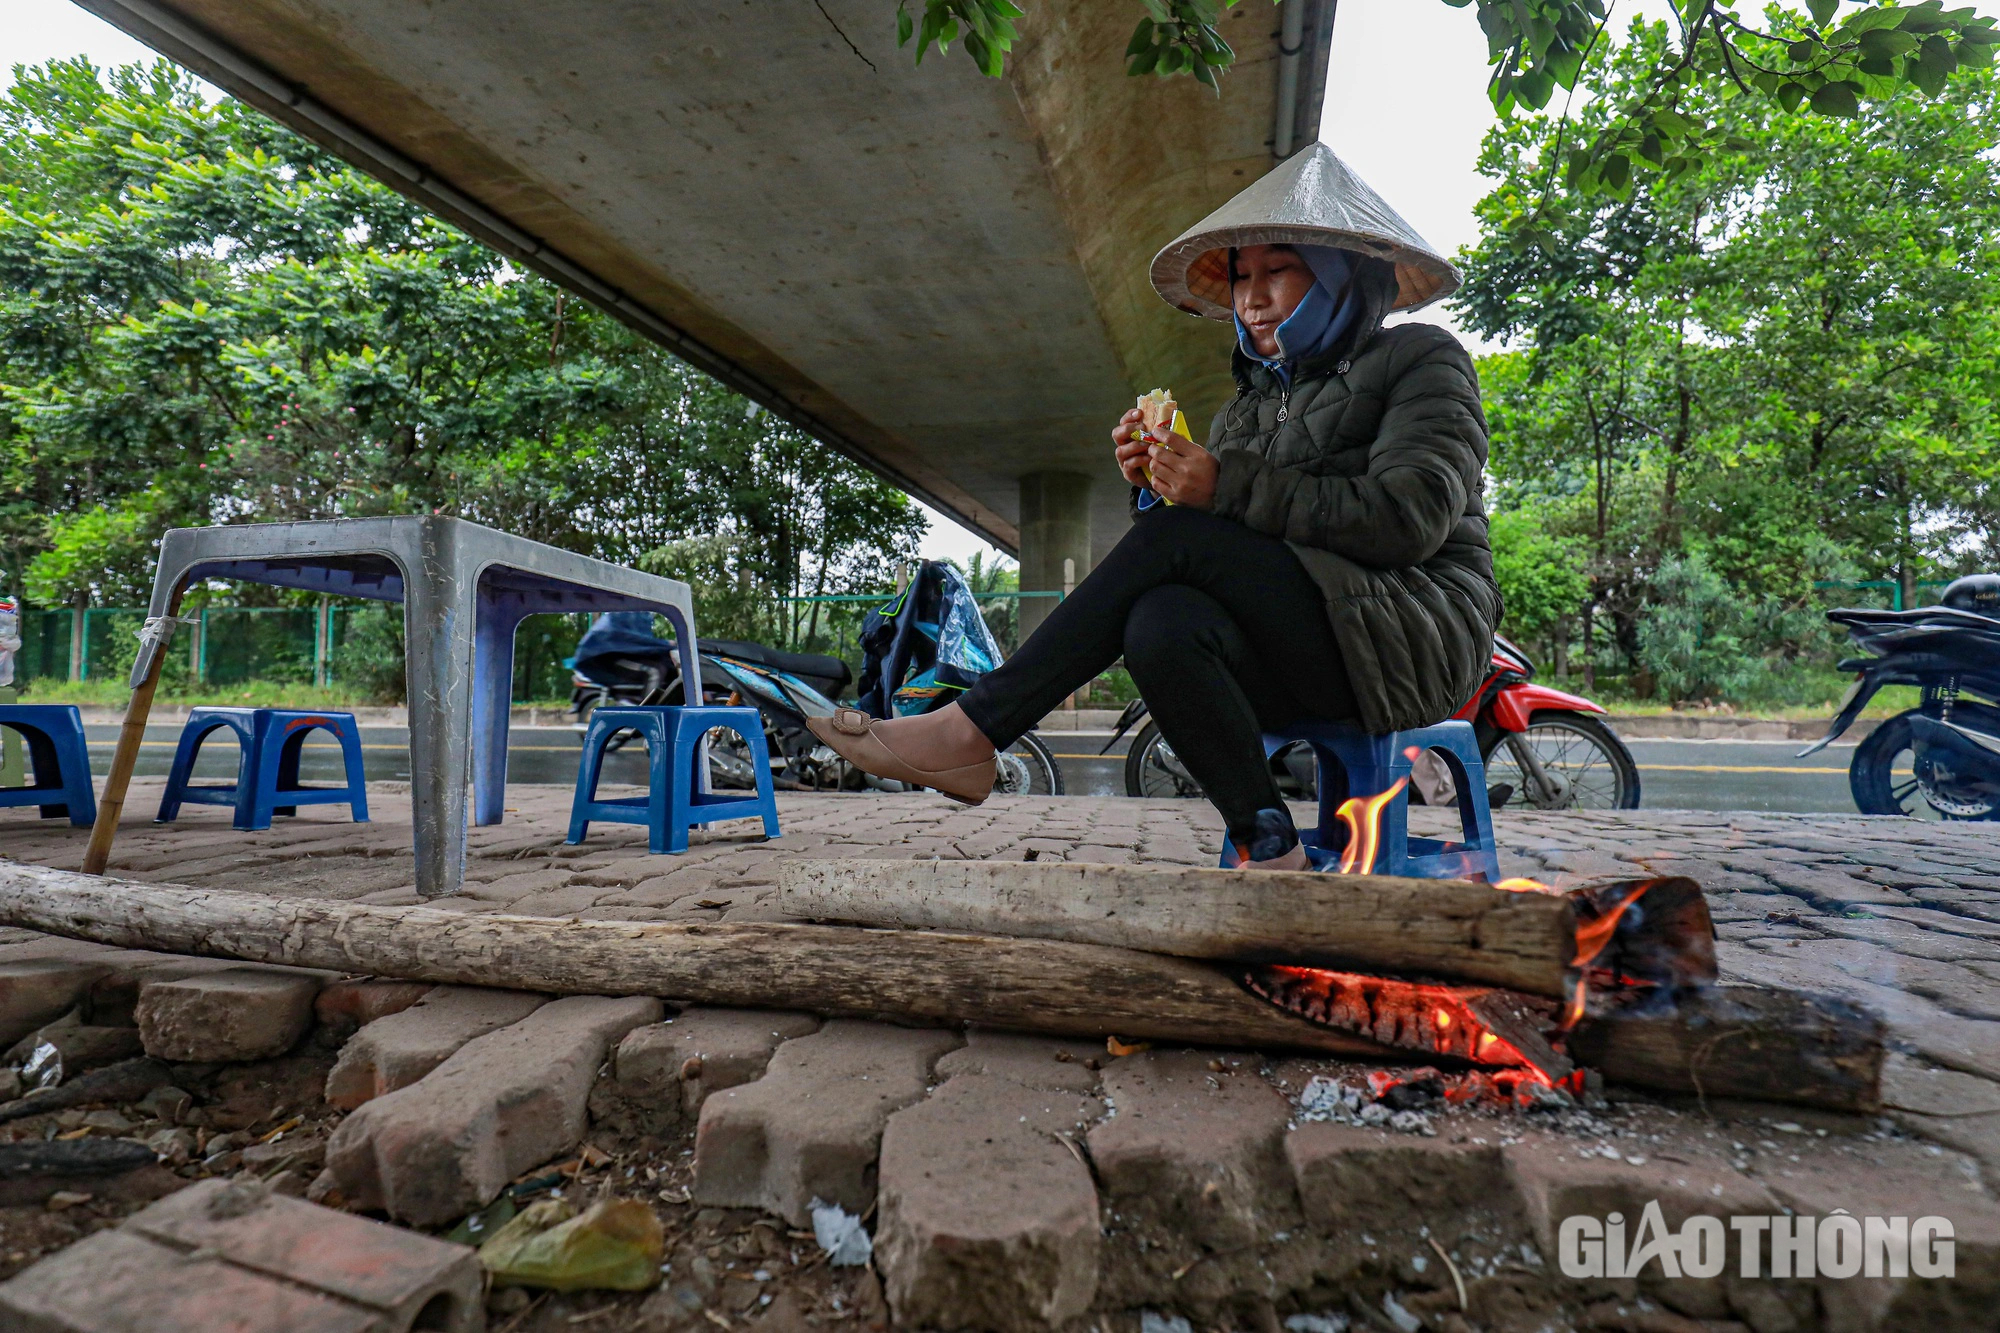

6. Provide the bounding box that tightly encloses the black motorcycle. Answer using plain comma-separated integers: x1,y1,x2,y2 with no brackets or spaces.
568,623,858,790
1804,573,2000,820
568,599,1063,795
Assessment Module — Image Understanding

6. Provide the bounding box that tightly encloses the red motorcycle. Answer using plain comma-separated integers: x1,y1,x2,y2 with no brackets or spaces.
1113,633,1640,810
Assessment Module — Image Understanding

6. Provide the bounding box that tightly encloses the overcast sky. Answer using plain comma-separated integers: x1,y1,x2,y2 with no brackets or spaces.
8,0,1996,566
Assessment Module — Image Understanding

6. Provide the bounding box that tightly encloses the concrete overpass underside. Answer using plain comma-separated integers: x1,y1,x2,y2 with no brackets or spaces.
79,0,1334,600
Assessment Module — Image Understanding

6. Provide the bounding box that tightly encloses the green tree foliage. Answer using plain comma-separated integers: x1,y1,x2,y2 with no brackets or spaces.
1453,0,1999,201
1488,508,1589,645
1461,20,2000,702
900,0,1998,184
0,59,924,643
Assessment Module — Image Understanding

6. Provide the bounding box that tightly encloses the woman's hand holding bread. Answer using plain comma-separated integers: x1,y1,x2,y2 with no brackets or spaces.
1147,436,1218,509
1112,407,1152,487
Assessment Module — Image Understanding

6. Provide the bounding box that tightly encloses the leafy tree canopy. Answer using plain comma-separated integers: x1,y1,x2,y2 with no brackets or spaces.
0,58,925,633
900,2,1999,202
1462,18,2000,701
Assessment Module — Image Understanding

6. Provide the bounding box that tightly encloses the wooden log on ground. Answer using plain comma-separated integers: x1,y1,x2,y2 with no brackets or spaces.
780,858,1579,998
0,861,1886,1110
1567,985,1885,1114
0,861,1394,1059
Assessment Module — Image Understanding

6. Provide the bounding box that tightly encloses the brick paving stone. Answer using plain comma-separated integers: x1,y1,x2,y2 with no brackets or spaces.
0,1228,376,1333
1502,1134,1775,1258
591,1008,820,1137
694,1019,961,1225
312,979,434,1044
931,1031,1102,1094
1882,1053,2000,1118
0,1177,482,1333
1759,1137,2000,1320
127,1178,482,1330
323,985,548,1110
136,966,323,1063
326,994,661,1225
1086,1050,1298,1252
1288,1121,1522,1247
875,1072,1101,1332
0,959,109,1048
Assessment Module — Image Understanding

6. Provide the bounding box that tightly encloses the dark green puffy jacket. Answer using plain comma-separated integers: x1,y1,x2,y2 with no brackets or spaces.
1204,321,1502,733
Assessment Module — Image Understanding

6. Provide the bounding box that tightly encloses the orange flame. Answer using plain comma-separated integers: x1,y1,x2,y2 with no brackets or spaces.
1336,778,1408,874
1494,876,1563,895
1562,974,1589,1030
1573,880,1653,969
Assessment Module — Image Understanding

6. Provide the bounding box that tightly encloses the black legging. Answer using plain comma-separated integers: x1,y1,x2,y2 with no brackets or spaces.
960,505,1357,839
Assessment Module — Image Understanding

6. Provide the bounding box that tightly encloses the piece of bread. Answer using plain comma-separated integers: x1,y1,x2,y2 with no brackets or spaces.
1137,388,1177,437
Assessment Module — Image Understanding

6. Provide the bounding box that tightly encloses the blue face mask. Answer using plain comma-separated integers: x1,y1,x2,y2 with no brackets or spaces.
1232,246,1365,381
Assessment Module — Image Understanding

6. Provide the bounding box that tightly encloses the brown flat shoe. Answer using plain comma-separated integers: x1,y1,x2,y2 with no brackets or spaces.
805,708,997,806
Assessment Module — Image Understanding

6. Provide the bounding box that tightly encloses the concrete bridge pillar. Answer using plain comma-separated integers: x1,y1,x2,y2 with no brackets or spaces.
1016,472,1093,643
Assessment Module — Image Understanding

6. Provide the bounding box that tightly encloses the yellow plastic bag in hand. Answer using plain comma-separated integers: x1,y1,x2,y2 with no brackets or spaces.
1135,389,1196,505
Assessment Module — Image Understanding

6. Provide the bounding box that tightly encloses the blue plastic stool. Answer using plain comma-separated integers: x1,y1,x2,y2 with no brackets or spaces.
0,705,97,827
155,708,370,831
1222,719,1500,881
568,706,780,853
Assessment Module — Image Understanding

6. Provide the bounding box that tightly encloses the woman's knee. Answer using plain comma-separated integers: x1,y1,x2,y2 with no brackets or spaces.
1123,585,1220,679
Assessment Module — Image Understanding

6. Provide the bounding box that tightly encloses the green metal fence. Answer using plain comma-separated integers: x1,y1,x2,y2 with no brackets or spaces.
15,610,72,683
1811,579,1954,612
9,603,592,702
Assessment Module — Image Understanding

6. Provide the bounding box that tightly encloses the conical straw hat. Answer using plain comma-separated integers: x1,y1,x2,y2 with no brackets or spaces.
1150,142,1461,321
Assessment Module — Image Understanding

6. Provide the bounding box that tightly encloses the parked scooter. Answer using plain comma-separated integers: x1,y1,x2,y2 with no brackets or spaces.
1112,632,1640,810
568,567,1067,797
567,617,861,789
1804,573,2000,820
854,561,1065,796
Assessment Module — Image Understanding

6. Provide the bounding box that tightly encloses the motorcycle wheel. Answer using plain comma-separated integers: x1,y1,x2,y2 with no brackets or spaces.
1481,713,1640,810
1125,720,1203,799
1850,710,1996,820
995,732,1065,796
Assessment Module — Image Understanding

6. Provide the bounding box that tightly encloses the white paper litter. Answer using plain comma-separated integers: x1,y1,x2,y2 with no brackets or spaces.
809,1197,873,1267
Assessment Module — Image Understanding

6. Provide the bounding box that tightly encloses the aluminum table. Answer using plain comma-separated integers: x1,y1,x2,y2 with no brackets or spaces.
142,517,696,898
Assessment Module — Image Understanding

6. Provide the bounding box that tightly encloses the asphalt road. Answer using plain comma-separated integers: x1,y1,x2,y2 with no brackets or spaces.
66,723,1882,816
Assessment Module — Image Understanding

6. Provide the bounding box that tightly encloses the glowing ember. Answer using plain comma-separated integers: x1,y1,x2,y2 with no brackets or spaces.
1242,964,1571,1082
1335,778,1408,874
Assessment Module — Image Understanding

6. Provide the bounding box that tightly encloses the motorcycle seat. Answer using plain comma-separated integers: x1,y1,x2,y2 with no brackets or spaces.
700,639,853,693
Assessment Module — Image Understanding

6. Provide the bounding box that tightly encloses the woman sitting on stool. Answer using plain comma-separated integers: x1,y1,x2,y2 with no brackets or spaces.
808,145,1501,870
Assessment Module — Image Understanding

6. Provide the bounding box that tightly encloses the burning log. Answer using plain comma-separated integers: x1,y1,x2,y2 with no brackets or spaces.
1567,985,1885,1114
1241,964,1572,1081
781,858,1580,997
1568,876,1718,991
0,861,1395,1059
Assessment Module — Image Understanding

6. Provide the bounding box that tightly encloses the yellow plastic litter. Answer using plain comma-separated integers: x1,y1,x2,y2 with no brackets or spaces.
477,1197,665,1291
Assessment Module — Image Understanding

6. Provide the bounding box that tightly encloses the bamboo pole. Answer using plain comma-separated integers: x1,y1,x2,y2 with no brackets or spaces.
81,587,184,876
